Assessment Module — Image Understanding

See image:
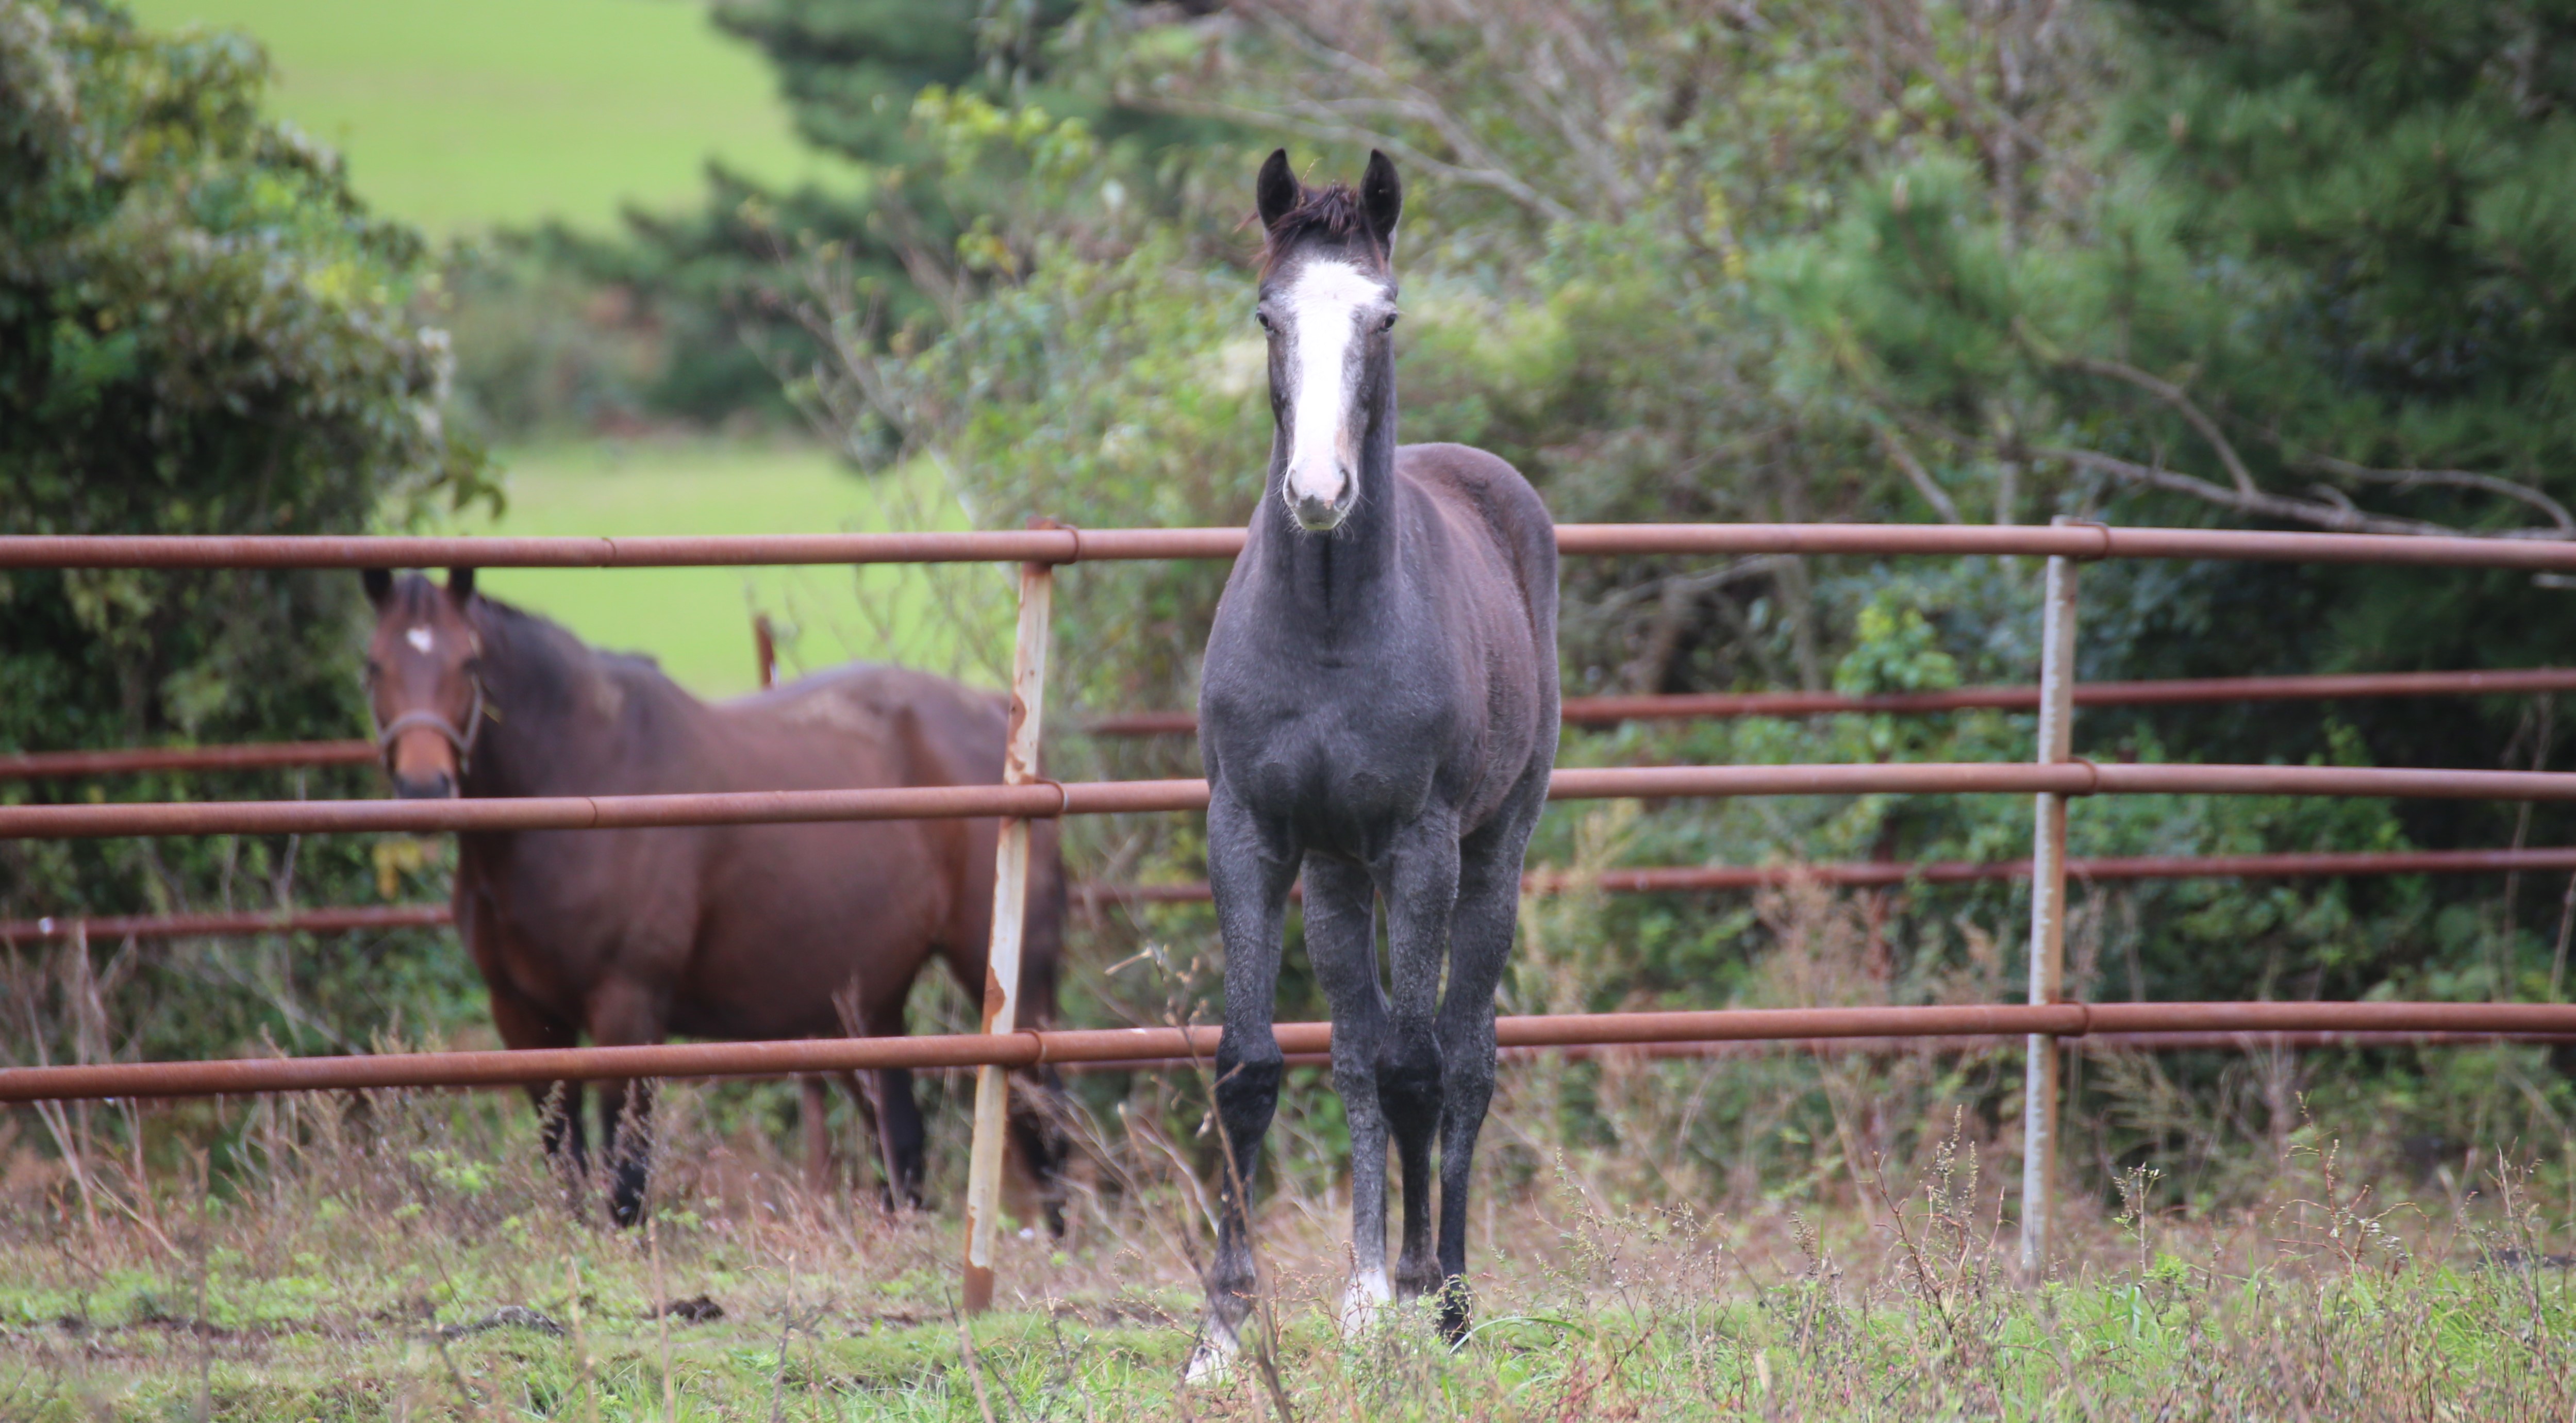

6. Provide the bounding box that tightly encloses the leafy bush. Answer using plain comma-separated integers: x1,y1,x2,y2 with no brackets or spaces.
1,0,491,1067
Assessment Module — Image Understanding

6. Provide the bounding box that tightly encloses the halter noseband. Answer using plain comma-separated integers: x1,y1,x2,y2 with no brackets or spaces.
372,675,487,777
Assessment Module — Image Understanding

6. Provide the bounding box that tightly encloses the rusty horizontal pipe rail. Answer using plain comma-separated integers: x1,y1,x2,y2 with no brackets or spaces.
1090,846,2576,904
1085,667,2576,736
22,845,2576,941
20,668,2573,779
12,522,2576,571
0,904,452,944
8,1001,2575,1103
146,1030,2576,1093
0,741,379,781
1240,1030,2576,1072
18,762,2576,841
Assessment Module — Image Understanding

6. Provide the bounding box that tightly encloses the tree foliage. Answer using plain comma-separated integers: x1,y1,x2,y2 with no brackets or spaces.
769,0,2576,1189
1,0,489,1062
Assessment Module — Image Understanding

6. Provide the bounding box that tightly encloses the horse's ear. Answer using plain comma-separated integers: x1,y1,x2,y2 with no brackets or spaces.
446,567,476,605
1360,150,1402,253
362,568,393,608
1255,148,1300,231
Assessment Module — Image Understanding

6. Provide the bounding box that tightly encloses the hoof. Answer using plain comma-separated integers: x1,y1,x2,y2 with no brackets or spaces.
1437,1290,1472,1347
1394,1257,1443,1301
1183,1321,1240,1385
1336,1268,1393,1339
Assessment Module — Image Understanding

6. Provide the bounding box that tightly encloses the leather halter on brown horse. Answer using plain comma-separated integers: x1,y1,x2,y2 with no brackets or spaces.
360,568,1067,1226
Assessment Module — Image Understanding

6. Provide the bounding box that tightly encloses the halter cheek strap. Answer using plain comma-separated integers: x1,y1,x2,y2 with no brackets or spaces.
372,676,488,776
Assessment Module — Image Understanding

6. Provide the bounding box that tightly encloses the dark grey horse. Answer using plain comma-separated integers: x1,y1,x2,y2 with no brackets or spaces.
1190,150,1560,1375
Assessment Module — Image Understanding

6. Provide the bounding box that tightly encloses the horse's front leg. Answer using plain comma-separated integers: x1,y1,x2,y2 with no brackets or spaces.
464,886,589,1192
1376,815,1461,1306
1188,791,1298,1384
1302,855,1391,1332
588,977,668,1228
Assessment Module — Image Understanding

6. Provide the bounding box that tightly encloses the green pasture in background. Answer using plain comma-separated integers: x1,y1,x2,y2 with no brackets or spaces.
122,0,842,235
433,443,982,697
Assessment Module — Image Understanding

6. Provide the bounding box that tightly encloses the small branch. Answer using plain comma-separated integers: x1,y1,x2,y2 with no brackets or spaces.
2054,353,2258,498
1135,92,1576,227
2038,444,2461,536
1873,422,1965,523
2295,452,2576,538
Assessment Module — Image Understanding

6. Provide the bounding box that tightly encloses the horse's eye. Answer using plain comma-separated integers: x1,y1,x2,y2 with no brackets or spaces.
1255,311,1275,334
1380,311,1400,332
363,659,380,681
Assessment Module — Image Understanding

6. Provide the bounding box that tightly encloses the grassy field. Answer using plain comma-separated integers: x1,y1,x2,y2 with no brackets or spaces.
122,0,840,236
436,441,994,698
8,1077,2575,1420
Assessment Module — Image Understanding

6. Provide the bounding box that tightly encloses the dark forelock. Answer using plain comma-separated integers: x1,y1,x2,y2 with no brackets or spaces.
1260,182,1380,279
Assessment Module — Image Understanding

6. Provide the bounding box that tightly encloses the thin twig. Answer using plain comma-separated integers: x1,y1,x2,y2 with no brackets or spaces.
2296,453,2576,536
1136,91,1576,227
648,1218,677,1423
958,1315,1002,1423
1874,421,1965,523
2054,352,2258,497
567,1255,601,1423
2037,444,2462,536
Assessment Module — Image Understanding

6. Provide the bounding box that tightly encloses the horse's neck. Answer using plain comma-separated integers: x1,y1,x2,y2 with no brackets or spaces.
462,610,633,798
1253,406,1403,625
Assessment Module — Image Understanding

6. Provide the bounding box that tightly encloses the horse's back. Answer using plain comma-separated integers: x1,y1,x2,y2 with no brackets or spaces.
716,659,1062,1019
1394,442,1559,640
726,661,1008,789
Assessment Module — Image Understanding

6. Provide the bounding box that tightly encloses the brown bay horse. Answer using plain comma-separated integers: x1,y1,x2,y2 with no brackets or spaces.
361,568,1065,1226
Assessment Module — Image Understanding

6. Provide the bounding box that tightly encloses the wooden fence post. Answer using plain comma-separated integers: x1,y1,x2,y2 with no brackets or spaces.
961,542,1056,1313
2020,519,2082,1275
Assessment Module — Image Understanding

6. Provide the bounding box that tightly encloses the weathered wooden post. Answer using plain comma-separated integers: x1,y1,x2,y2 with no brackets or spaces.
2019,518,2081,1275
961,536,1057,1313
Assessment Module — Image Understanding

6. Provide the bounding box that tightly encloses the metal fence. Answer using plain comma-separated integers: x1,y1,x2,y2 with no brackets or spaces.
19,845,2576,940
17,665,2575,777
10,520,2576,1297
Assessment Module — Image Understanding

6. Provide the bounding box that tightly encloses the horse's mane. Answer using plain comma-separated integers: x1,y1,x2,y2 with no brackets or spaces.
469,595,667,684
1260,181,1377,278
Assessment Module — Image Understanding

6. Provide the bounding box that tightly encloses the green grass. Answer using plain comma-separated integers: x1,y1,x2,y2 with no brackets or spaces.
437,440,994,697
12,1085,2576,1421
121,0,844,235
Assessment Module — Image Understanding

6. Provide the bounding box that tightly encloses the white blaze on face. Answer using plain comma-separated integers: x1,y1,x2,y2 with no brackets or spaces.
405,627,435,654
1277,258,1392,529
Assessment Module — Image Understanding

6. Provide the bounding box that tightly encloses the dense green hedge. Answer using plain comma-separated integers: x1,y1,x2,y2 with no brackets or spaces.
1,0,491,1067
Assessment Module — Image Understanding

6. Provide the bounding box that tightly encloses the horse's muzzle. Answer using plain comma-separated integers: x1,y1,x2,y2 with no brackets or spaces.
1288,477,1353,532
392,769,458,800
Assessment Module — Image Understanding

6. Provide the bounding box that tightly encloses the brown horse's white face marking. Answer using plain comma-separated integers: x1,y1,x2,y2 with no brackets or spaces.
1265,258,1398,532
362,570,485,799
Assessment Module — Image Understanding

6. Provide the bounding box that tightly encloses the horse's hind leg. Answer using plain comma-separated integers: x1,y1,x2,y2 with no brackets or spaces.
1302,855,1392,1331
1431,787,1546,1342
1189,792,1298,1383
1377,817,1462,1307
1006,1066,1070,1237
467,888,589,1187
867,1067,926,1210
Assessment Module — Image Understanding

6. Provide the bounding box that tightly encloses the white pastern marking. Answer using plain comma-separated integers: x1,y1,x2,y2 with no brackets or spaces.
1338,1266,1394,1337
1279,259,1391,519
405,627,435,654
1183,1320,1241,1384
